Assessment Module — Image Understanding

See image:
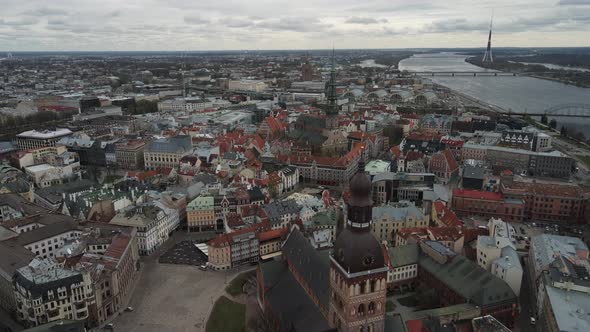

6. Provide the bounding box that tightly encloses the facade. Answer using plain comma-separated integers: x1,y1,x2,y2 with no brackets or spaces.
500,178,585,223
279,166,298,193
452,188,525,222
207,223,266,270
371,201,428,244
143,136,192,170
371,172,435,206
25,163,81,188
257,228,288,259
329,163,388,332
114,140,146,170
110,203,179,255
462,143,574,178
11,218,83,259
14,258,94,328
15,129,73,151
157,98,213,112
228,80,267,92
420,114,453,134
263,200,301,229
78,226,139,326
186,195,215,232
428,149,459,184
385,243,419,292
0,242,35,313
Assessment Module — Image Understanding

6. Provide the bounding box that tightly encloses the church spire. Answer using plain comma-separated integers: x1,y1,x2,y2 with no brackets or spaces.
324,47,339,129
327,48,337,109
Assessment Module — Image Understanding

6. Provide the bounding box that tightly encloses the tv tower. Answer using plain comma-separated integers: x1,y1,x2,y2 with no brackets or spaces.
482,13,494,64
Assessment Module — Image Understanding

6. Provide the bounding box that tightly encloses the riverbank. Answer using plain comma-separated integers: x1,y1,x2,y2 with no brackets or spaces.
465,57,590,88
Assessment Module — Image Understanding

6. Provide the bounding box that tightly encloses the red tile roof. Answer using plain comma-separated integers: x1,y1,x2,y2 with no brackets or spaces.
442,149,459,172
207,221,269,248
256,227,289,242
428,227,463,241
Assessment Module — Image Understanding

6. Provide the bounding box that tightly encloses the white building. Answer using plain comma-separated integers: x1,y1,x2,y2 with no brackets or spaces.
110,203,179,255
534,132,552,152
386,243,419,292
15,129,73,150
157,97,214,112
491,246,523,296
25,163,81,188
14,258,94,328
13,219,83,259
228,80,267,92
477,218,522,296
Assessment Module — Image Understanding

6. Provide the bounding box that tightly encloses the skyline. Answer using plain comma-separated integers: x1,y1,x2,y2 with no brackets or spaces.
0,0,589,51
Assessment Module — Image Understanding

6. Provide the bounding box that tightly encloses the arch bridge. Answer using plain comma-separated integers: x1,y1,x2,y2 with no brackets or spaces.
506,104,590,118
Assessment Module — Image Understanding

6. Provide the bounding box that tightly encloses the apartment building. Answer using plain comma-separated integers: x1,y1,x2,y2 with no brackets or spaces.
15,129,73,150
187,195,216,232
452,188,525,222
14,258,94,328
143,136,192,170
114,140,146,170
371,201,428,244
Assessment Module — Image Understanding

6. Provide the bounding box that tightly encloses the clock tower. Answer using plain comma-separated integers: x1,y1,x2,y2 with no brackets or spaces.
329,162,388,332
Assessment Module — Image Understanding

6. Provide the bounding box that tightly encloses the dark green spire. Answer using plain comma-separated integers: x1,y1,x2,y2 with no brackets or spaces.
326,48,338,116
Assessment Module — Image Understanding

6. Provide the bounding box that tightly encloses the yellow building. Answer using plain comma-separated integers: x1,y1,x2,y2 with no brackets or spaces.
187,195,215,232
371,202,429,244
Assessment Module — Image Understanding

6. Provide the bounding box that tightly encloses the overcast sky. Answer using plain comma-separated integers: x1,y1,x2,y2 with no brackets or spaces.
1,0,589,51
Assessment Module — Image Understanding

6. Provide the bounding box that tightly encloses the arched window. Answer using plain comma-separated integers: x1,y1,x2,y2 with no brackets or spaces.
370,280,376,293
368,302,376,314
360,282,366,294
358,303,365,316
368,323,375,332
359,327,364,332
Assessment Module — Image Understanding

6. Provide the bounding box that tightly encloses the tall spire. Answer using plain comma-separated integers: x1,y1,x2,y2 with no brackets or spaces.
482,12,494,64
326,48,338,113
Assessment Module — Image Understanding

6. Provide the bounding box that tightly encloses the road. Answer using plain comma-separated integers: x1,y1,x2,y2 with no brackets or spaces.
514,255,537,332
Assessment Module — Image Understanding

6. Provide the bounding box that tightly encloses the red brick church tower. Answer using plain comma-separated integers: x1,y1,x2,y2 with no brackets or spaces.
329,161,388,332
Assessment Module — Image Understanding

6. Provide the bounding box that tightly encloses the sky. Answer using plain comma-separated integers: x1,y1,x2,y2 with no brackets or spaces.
0,0,589,51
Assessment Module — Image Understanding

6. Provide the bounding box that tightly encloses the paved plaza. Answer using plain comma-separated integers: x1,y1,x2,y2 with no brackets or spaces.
112,259,231,332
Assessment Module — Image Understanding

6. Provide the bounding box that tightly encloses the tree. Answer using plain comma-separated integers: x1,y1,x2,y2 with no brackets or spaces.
541,114,548,124
549,119,557,129
560,126,567,137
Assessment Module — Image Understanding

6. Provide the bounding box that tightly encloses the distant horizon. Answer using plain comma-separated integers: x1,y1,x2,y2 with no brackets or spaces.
2,46,590,54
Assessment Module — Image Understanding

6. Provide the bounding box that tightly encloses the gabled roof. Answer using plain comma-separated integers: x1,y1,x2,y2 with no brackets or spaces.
282,227,330,310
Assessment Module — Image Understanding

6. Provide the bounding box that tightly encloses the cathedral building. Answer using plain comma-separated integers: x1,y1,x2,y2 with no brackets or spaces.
257,162,393,331
329,161,389,332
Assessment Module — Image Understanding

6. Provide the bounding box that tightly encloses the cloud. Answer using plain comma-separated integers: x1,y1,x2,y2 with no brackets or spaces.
184,16,210,25
345,17,388,25
0,18,38,26
22,8,68,16
224,17,256,28
256,17,331,32
558,0,590,5
422,18,483,33
47,19,67,25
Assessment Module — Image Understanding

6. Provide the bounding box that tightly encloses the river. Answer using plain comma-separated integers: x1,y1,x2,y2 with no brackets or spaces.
399,53,590,136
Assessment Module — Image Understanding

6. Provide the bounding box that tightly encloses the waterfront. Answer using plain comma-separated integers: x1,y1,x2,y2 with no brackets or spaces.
400,53,590,135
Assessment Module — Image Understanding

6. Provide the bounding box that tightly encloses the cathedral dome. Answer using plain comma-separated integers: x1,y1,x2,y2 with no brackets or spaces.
333,228,385,274
349,169,372,199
